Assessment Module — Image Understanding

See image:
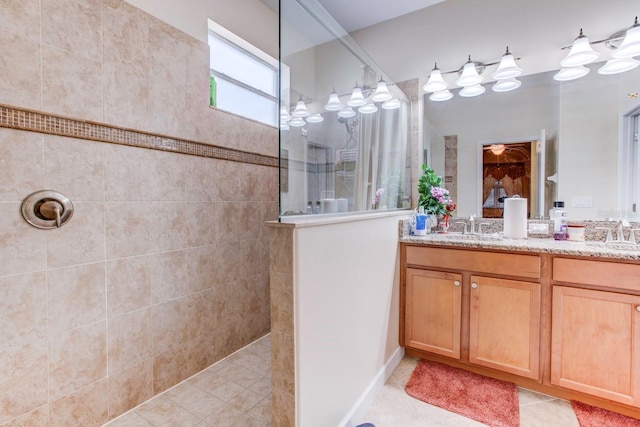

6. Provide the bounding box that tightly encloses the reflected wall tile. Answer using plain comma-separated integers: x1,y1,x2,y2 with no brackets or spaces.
104,144,151,202
0,404,49,427
103,61,149,129
153,347,191,394
46,203,105,269
0,338,48,424
42,45,102,122
47,263,106,333
49,379,108,427
0,0,40,40
152,298,189,355
43,135,104,202
107,360,153,419
49,321,107,400
0,31,41,110
148,203,188,253
108,308,152,375
149,251,189,304
0,272,46,345
106,255,152,317
0,128,44,202
41,0,102,62
102,0,149,75
0,203,46,277
105,202,151,259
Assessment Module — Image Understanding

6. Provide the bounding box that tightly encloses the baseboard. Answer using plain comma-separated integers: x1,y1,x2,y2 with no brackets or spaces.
338,346,405,427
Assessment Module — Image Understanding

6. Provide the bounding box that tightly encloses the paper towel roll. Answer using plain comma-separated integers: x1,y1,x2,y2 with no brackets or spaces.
503,197,528,239
321,198,337,214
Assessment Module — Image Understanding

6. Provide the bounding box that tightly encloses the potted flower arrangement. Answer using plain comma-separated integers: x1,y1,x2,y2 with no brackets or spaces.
417,164,456,231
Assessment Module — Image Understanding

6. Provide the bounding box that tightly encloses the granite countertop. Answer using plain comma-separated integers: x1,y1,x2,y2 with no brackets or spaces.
400,234,640,261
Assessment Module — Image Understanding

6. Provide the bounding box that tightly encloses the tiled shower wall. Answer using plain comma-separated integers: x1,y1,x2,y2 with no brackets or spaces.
0,0,277,425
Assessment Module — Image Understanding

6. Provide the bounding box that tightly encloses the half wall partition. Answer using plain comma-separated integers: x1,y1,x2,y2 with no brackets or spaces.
278,0,411,219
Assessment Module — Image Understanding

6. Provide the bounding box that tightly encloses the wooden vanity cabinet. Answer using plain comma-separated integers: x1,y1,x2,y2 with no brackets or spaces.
402,245,542,380
551,258,640,406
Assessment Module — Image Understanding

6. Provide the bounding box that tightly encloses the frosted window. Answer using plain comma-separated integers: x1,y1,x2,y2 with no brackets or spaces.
209,34,276,97
216,77,277,126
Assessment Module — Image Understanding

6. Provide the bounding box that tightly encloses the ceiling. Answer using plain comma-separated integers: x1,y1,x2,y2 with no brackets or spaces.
316,0,444,32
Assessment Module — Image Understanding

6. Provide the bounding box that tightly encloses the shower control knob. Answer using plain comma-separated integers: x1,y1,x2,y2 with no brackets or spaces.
21,190,74,229
40,200,63,227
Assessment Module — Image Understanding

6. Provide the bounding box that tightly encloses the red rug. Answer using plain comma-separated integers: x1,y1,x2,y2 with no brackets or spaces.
405,359,519,427
572,401,640,427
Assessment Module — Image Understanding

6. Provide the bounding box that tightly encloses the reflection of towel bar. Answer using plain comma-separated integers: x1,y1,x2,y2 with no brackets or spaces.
338,149,358,163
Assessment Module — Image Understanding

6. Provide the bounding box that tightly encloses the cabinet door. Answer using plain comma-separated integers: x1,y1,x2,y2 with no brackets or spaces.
469,275,541,379
551,286,640,405
405,268,462,359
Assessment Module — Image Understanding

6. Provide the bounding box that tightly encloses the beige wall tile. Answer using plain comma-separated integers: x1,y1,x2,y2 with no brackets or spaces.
186,202,223,247
49,321,107,400
0,404,49,427
41,0,102,62
271,387,295,427
152,348,191,394
271,331,294,396
0,203,46,277
0,0,40,40
107,360,153,420
217,160,243,202
46,202,106,269
108,308,152,375
106,255,152,317
105,202,151,259
103,61,150,129
0,31,41,110
270,271,293,336
149,202,188,253
148,151,190,202
102,0,149,75
47,263,106,333
187,156,223,202
269,227,293,274
0,272,53,420
149,251,189,304
187,245,220,293
152,297,189,355
43,136,104,202
104,144,151,202
42,45,102,122
49,379,108,427
0,129,44,202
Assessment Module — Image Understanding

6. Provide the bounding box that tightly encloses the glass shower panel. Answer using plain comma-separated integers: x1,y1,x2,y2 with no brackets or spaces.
278,0,411,218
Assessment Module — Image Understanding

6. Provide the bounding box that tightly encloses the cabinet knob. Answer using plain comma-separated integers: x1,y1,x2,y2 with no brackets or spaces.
454,280,460,287
471,283,478,289
636,306,640,312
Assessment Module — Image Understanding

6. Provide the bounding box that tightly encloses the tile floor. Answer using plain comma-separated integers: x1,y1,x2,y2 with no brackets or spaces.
105,336,579,427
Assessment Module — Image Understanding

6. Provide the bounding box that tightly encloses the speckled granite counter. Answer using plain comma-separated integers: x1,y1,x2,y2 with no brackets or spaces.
400,234,640,261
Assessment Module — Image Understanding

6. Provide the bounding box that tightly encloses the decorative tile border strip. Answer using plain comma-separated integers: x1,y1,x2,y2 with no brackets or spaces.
0,104,279,168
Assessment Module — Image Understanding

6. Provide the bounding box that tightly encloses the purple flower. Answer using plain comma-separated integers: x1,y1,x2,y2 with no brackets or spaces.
374,188,385,203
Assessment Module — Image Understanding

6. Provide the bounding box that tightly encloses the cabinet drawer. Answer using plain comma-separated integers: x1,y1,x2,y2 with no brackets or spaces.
406,246,541,279
553,258,640,292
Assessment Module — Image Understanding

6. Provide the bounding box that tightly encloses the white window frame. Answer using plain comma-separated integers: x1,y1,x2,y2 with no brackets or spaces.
207,19,279,127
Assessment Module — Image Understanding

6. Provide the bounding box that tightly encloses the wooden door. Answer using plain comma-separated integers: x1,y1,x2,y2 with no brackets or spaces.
469,275,541,379
405,268,462,359
551,286,640,405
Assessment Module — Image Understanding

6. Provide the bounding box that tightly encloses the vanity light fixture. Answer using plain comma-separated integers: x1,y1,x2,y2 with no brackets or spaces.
429,90,454,102
337,107,356,118
492,47,523,80
459,84,485,97
280,121,290,131
560,29,600,67
347,83,367,107
371,78,393,102
598,57,640,75
324,89,344,111
280,106,291,122
553,65,590,81
456,56,484,87
490,144,506,156
612,17,640,59
359,103,378,114
423,63,448,92
289,117,306,127
492,78,522,92
292,96,310,118
381,98,401,109
306,114,324,123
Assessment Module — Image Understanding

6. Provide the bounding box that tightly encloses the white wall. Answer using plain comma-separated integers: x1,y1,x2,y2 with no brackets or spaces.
124,0,278,58
293,212,406,426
